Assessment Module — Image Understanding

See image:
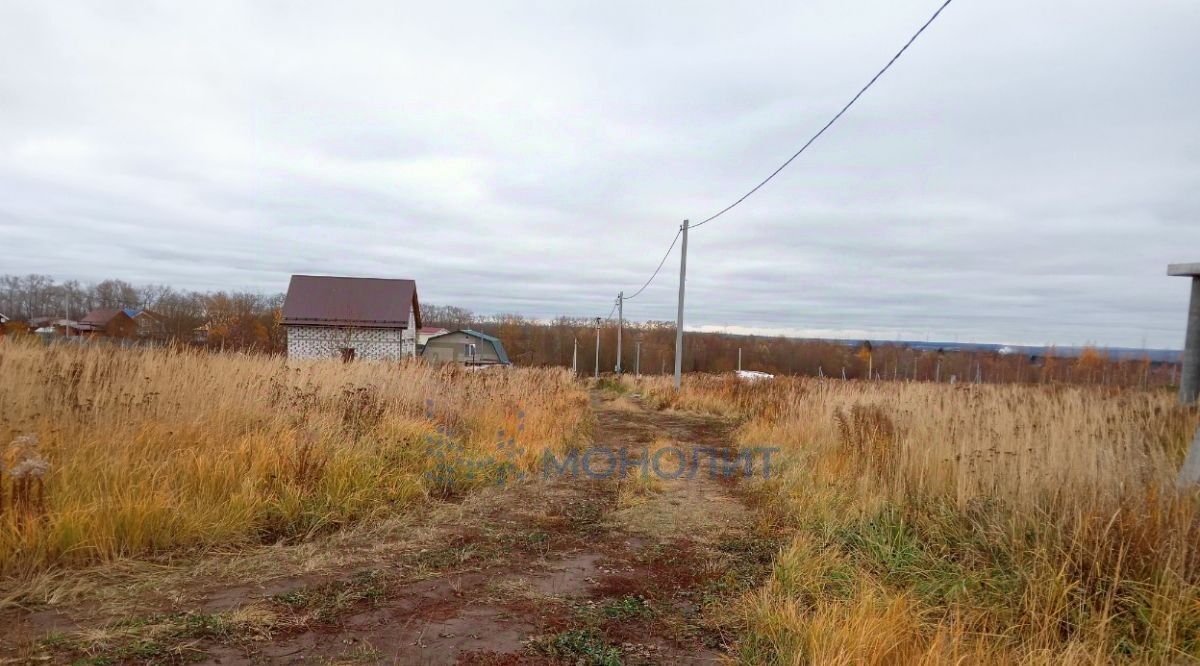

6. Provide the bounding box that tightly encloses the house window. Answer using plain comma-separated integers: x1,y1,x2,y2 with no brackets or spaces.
340,347,356,363
465,343,477,361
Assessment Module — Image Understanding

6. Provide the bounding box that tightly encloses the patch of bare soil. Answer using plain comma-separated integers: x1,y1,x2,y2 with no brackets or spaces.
2,389,781,665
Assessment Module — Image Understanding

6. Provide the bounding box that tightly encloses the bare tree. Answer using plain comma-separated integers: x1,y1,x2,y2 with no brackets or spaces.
93,279,140,309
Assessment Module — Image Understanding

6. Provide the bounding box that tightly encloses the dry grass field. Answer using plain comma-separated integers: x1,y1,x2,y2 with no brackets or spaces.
0,339,588,586
633,374,1200,663
4,338,1199,664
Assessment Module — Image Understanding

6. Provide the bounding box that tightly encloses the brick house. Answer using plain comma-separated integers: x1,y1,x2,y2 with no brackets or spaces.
281,275,421,361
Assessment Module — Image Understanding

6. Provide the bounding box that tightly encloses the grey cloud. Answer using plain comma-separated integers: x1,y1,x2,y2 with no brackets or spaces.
1,0,1198,347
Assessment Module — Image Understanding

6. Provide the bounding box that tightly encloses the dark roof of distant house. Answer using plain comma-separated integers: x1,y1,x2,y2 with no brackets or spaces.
80,308,130,326
281,275,421,329
428,329,512,365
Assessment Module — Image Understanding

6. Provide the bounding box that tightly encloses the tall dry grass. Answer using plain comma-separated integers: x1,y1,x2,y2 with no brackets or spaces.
0,339,588,580
633,374,1200,663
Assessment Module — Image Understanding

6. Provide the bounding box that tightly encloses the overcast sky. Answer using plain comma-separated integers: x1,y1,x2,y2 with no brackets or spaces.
2,1,1198,348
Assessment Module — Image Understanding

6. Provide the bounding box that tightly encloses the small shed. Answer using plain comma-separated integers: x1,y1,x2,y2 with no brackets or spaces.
421,329,511,366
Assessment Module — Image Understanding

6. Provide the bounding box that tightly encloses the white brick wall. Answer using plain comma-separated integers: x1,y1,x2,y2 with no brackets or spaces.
286,325,415,361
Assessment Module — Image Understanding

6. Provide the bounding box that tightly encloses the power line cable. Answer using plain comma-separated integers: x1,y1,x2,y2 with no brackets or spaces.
601,0,954,336
603,298,618,320
691,0,954,229
623,228,682,301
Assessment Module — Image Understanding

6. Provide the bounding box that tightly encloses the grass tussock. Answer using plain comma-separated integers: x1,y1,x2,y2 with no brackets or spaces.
0,339,588,581
634,374,1200,663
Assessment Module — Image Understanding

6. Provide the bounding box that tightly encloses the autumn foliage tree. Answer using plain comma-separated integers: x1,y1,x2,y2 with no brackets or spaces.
1075,345,1107,383
202,292,284,352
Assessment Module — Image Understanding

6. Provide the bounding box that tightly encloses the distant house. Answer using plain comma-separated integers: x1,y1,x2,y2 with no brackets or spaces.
415,326,448,345
415,326,448,355
421,329,512,367
23,316,77,336
122,308,166,338
53,319,82,336
0,316,29,337
32,318,57,337
281,275,421,361
4,319,32,332
77,308,138,338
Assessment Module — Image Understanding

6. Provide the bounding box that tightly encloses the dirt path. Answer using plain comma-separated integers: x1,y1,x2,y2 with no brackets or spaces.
4,391,777,665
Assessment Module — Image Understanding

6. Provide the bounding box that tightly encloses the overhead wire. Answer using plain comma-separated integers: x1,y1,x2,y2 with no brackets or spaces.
690,0,954,229
601,0,955,329
623,228,682,301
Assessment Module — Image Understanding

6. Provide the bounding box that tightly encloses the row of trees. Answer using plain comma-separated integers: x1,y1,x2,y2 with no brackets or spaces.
1,274,146,319
2,275,1180,389
1,274,284,352
423,311,1180,390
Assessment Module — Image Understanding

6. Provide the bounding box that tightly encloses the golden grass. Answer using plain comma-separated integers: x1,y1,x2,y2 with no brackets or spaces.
0,339,588,580
633,374,1200,662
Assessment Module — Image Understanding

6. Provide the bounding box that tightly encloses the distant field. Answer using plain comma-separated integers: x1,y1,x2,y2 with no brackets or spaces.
0,340,588,581
633,374,1200,663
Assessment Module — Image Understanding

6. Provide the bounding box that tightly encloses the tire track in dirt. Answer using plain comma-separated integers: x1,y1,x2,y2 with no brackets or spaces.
218,392,767,664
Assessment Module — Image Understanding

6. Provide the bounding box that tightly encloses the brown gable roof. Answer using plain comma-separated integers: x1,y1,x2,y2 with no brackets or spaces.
281,275,421,329
80,308,126,326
